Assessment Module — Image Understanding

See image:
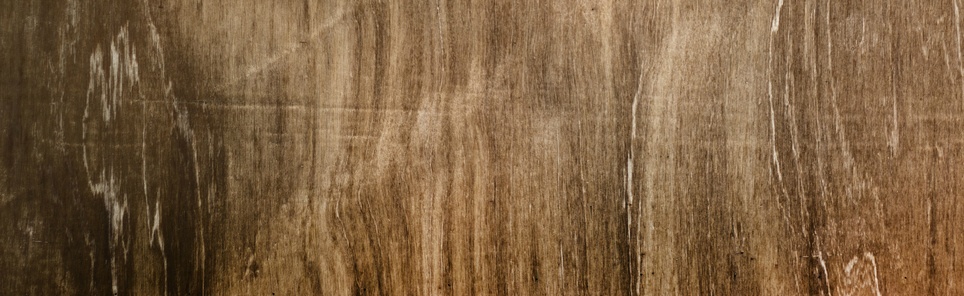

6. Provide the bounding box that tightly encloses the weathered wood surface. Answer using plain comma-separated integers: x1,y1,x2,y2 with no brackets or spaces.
2,0,963,295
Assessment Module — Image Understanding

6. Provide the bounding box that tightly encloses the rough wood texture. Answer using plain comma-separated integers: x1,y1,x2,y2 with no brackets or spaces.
2,0,962,295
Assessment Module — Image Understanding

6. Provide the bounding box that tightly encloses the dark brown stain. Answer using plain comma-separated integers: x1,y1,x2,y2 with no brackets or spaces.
3,0,964,295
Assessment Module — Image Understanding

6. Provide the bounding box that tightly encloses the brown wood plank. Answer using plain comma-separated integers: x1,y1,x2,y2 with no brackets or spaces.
1,0,962,294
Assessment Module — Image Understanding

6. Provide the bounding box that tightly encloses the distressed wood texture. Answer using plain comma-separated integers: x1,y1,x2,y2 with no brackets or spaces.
2,0,963,295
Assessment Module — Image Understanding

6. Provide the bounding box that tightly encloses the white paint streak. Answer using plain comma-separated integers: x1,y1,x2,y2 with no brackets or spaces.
784,36,811,234
768,0,785,183
843,252,883,296
844,255,859,274
771,0,785,33
172,107,206,286
817,251,833,296
90,171,126,296
85,234,95,293
138,7,174,289
767,0,793,230
889,93,899,155
82,46,104,189
81,24,141,295
864,252,883,296
628,71,642,206
954,0,964,101
785,67,800,161
628,61,644,296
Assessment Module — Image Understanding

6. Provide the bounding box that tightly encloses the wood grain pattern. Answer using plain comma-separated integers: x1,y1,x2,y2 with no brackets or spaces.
2,0,963,294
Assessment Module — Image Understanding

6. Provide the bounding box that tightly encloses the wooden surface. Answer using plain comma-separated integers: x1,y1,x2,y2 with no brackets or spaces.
2,0,963,294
